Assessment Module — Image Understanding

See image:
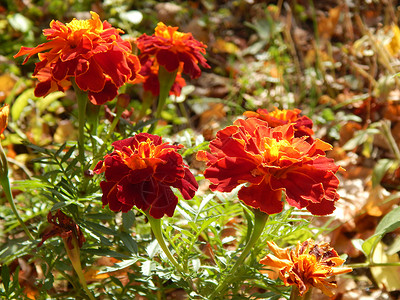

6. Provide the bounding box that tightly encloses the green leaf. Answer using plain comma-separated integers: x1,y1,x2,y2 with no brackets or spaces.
36,91,64,113
98,258,139,274
119,232,138,254
1,264,10,293
60,145,77,164
122,210,135,230
83,248,130,259
372,159,398,187
83,221,116,236
51,201,67,211
11,89,35,121
146,239,160,259
362,206,400,256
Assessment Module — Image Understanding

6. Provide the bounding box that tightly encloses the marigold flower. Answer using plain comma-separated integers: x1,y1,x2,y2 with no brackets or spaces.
0,104,9,139
94,133,198,218
197,117,341,215
244,108,314,142
38,210,86,250
14,11,142,105
140,57,186,97
136,22,210,79
260,239,352,296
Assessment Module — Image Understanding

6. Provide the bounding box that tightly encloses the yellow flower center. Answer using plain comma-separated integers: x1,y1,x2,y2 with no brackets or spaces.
262,138,298,164
66,19,99,33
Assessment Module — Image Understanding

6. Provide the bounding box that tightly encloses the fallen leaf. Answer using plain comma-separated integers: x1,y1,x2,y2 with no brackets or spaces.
371,241,400,292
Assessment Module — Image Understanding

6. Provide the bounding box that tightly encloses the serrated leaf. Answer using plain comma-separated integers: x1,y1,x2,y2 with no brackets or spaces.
83,248,130,259
83,221,116,235
60,145,77,164
141,260,154,277
119,232,138,254
146,239,160,259
98,258,139,274
51,201,67,211
122,211,135,230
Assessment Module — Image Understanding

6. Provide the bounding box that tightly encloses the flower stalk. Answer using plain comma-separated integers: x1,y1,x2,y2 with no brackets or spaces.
209,209,269,299
64,238,95,300
146,213,185,275
148,67,178,133
71,79,88,176
0,143,34,240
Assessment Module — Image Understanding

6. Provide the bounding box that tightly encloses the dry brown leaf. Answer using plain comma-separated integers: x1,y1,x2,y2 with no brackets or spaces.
0,73,17,102
371,242,400,292
317,5,342,40
53,120,77,144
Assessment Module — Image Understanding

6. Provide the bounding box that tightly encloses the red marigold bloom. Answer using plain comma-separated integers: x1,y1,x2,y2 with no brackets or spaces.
38,210,86,250
14,11,142,105
140,57,186,97
196,117,341,215
136,22,210,79
260,239,352,296
94,133,198,218
244,108,314,142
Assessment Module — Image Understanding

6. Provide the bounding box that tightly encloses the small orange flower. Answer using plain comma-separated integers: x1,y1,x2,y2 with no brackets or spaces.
14,12,142,105
244,108,314,142
260,240,352,297
136,22,210,79
0,104,9,138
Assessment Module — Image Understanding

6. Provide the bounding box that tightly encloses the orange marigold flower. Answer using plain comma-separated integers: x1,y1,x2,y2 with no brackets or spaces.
38,210,86,250
260,240,352,296
14,11,142,105
140,57,186,97
244,108,314,142
94,133,198,218
197,117,341,215
0,104,9,138
136,22,210,79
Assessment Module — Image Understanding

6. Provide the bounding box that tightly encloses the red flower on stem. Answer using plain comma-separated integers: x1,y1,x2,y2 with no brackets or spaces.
136,22,210,79
14,11,142,105
94,133,198,218
197,117,341,215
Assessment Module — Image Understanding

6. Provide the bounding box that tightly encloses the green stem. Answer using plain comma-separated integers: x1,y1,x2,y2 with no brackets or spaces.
71,79,88,175
89,106,124,170
138,91,156,120
348,261,400,268
290,286,312,300
209,209,269,299
65,239,96,300
146,214,185,275
381,120,400,161
148,67,178,133
0,144,34,240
